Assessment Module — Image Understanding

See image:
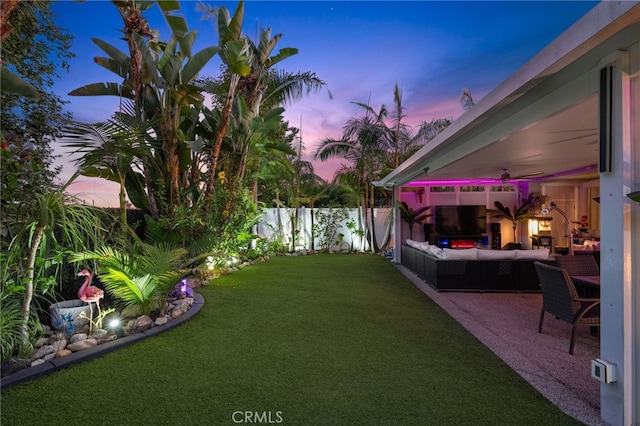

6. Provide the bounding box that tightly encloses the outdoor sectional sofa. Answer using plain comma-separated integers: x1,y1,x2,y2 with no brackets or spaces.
401,240,554,292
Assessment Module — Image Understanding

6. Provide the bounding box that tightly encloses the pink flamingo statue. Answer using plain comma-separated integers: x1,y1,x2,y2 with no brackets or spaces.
77,269,104,329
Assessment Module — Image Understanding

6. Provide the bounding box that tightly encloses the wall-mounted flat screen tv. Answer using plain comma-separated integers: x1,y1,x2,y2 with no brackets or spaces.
435,205,487,235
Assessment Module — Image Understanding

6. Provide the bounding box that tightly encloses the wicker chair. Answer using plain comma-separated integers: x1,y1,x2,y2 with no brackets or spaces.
556,254,600,276
534,262,600,354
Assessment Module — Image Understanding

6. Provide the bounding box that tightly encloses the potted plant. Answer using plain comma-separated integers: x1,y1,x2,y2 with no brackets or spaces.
487,192,545,248
398,202,432,241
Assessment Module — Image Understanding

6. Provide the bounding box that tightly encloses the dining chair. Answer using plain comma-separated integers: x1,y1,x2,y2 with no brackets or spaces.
534,262,600,354
556,254,600,276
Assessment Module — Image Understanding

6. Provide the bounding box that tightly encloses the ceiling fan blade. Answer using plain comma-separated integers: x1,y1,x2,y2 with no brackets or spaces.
512,171,545,179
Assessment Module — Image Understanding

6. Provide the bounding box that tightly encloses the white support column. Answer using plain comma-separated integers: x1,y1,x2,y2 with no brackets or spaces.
392,185,402,263
599,51,637,426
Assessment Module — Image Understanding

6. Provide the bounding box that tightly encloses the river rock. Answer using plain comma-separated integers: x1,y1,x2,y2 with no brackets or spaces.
170,309,183,319
55,349,72,358
30,345,54,361
69,333,87,343
155,316,168,326
51,339,67,352
35,337,49,348
67,338,97,352
126,315,153,334
185,277,202,289
91,329,109,340
172,299,191,313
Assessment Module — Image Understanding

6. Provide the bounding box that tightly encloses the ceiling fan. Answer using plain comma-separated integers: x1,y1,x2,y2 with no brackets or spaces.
499,168,544,183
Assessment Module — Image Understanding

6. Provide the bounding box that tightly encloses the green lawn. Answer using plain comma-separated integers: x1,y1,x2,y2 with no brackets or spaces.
1,254,582,425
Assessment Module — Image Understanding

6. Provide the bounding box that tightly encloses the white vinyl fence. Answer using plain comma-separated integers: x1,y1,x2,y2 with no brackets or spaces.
257,207,392,252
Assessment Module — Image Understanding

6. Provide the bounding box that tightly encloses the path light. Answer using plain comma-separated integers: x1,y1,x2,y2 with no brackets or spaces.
206,256,216,270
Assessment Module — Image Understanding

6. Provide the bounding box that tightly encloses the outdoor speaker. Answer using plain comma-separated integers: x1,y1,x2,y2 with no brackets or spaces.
490,223,501,233
599,65,613,172
491,234,502,250
424,224,436,245
424,223,433,234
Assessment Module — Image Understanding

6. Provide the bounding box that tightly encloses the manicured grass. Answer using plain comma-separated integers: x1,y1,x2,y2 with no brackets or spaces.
1,254,582,425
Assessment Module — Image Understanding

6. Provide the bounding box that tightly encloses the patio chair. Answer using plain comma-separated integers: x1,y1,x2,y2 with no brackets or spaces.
556,254,600,276
534,262,600,354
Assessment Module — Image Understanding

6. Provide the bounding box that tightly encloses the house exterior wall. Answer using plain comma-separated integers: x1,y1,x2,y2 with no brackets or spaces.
397,184,520,245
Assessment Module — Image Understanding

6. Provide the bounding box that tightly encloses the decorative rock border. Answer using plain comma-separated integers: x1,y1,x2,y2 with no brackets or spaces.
1,294,204,390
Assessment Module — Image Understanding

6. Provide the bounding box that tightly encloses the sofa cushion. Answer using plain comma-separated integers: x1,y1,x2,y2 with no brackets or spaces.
427,245,445,258
418,244,432,253
477,249,516,260
514,248,550,260
442,248,478,260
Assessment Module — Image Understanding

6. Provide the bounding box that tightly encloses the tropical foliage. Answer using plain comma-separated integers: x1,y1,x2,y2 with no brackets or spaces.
64,1,328,257
1,0,469,365
487,192,545,243
69,243,188,316
314,83,451,252
398,202,432,240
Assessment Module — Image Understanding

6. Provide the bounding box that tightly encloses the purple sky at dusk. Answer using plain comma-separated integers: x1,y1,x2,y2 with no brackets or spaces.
50,1,598,207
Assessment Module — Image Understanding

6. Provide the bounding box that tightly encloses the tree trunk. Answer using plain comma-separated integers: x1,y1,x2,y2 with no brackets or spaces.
310,208,315,251
162,126,180,219
20,225,44,343
358,204,366,252
119,173,127,232
203,74,240,214
142,156,159,219
369,205,379,253
0,0,20,42
380,208,394,251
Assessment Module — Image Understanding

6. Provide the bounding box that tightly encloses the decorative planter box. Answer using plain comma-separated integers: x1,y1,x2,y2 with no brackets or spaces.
49,299,93,335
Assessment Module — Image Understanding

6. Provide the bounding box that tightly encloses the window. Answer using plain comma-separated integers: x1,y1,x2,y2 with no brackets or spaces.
460,185,485,192
490,185,515,192
430,186,455,193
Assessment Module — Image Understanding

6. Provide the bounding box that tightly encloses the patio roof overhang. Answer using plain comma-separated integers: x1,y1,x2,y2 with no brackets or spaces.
376,2,640,188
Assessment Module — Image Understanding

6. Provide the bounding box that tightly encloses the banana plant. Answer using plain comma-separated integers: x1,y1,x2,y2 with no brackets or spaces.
0,67,37,97
68,2,218,219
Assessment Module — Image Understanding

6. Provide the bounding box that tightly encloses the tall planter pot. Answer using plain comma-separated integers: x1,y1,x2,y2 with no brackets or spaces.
49,299,93,335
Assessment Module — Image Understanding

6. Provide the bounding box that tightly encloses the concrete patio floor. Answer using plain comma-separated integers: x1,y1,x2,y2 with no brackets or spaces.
395,264,603,426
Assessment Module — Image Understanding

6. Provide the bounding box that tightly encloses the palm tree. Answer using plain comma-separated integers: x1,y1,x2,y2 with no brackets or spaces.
487,192,544,243
460,87,476,111
315,105,387,252
383,83,430,169
398,202,432,240
63,105,149,229
198,1,251,214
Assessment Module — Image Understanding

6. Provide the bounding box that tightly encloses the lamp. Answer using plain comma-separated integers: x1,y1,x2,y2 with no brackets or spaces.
541,202,573,255
500,170,511,184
